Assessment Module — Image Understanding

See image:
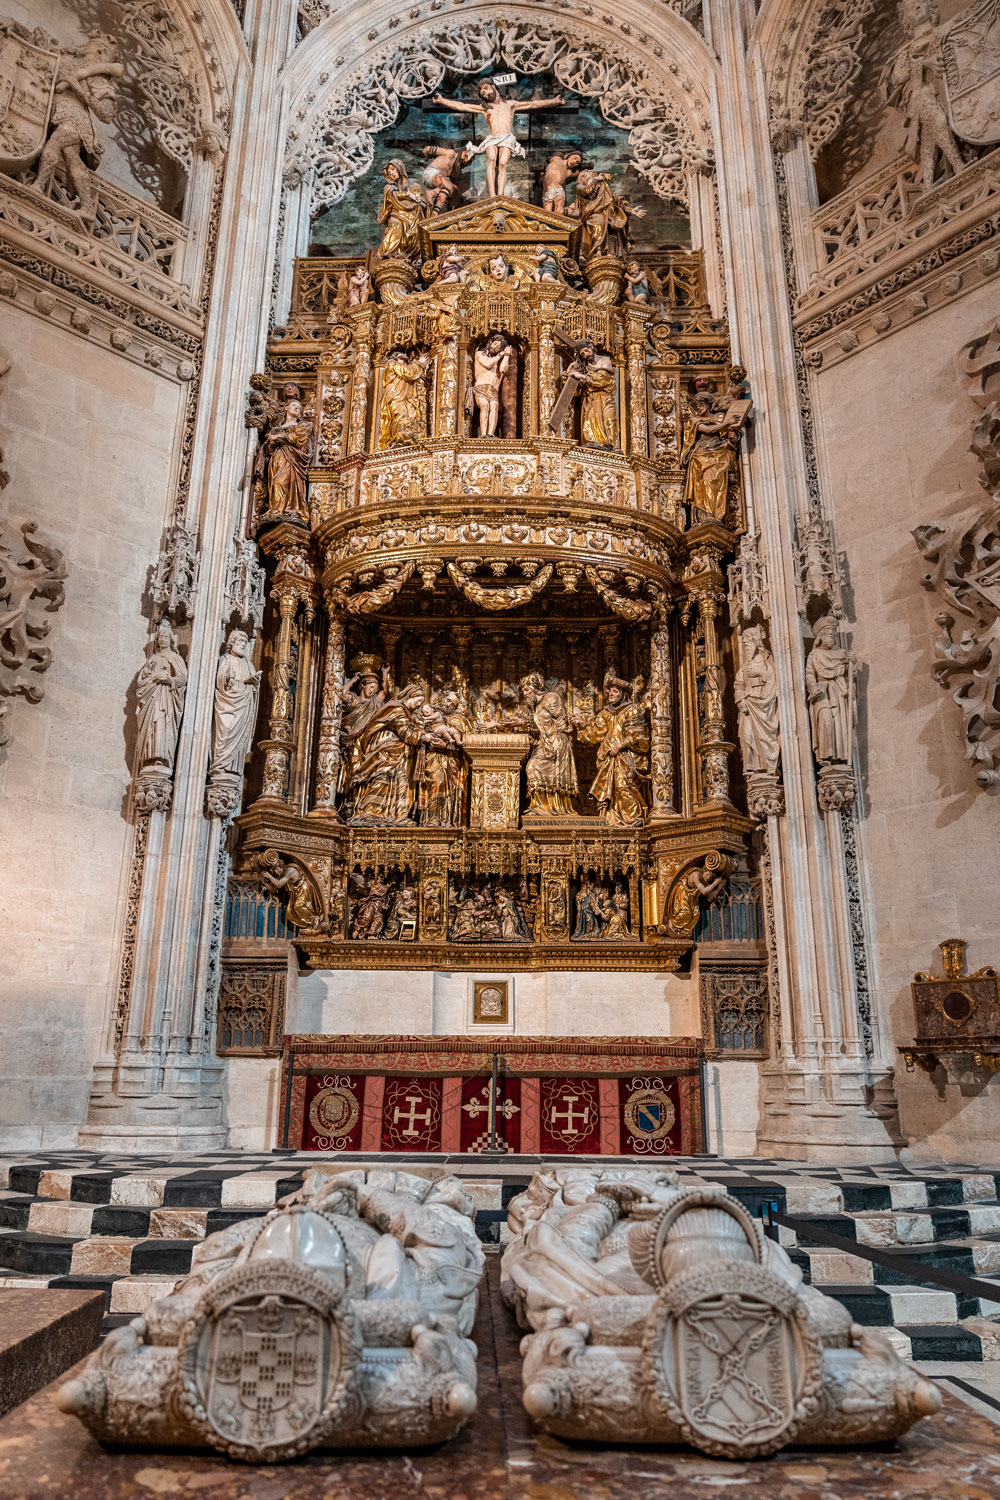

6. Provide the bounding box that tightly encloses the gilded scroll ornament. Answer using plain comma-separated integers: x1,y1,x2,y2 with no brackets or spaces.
446,561,553,611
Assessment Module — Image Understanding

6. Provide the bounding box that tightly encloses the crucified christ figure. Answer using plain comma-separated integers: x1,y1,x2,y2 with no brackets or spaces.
430,78,563,199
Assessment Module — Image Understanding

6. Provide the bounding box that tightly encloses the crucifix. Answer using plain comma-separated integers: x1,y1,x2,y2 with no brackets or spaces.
431,77,564,199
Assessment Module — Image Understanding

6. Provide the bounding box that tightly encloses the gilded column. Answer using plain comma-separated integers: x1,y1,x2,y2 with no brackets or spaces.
256,528,316,806
625,310,650,457
538,310,557,434
311,599,346,817
685,546,733,807
436,326,460,437
648,607,675,816
346,307,376,455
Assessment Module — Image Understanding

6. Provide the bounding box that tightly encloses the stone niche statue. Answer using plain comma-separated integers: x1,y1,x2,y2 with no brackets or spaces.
133,618,187,812
500,1168,941,1458
881,0,965,193
805,615,854,767
206,628,261,818
733,625,782,819
57,1168,483,1461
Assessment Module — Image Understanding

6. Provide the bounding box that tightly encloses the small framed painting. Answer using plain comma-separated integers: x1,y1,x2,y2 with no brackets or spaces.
472,978,511,1026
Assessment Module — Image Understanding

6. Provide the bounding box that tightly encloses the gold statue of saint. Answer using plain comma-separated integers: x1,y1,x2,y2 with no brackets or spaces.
376,159,425,259
415,689,469,826
349,683,431,825
521,672,578,815
575,673,649,827
680,371,752,525
548,338,618,449
257,394,312,524
379,348,430,447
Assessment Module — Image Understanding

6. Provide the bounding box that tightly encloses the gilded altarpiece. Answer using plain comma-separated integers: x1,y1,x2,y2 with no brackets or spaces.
232,195,757,975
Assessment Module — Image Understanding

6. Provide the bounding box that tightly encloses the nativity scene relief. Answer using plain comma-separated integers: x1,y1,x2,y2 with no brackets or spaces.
231,50,759,972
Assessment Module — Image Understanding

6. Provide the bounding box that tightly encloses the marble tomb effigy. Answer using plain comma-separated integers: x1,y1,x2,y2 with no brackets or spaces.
56,1168,482,1461
500,1167,943,1457
227,118,757,978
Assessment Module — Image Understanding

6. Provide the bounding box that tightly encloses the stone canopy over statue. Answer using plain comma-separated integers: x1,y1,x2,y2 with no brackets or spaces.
234,65,758,970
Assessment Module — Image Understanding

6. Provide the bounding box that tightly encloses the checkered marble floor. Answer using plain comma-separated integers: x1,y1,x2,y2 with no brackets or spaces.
2,1150,999,1361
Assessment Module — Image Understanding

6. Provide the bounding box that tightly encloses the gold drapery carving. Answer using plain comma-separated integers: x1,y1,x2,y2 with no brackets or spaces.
334,561,416,615
446,561,553,611
585,567,654,622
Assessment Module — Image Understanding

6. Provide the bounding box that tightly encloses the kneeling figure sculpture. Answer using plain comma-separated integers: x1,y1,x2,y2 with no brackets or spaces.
57,1169,483,1462
501,1168,941,1459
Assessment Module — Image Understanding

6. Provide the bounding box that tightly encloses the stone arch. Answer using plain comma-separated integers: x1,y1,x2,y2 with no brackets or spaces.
281,5,719,214
754,0,883,155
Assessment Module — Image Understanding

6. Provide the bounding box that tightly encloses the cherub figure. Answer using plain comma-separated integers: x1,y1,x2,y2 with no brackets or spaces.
347,266,371,306
624,260,652,303
431,78,564,199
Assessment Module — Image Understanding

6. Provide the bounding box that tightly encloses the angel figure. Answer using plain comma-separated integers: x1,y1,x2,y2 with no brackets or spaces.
431,78,564,199
624,260,652,303
437,245,468,284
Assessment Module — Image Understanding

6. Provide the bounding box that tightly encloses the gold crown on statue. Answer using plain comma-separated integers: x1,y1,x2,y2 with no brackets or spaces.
350,653,382,676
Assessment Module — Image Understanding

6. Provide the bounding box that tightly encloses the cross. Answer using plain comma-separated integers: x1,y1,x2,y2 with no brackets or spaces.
546,326,593,435
393,1093,433,1138
550,1091,590,1137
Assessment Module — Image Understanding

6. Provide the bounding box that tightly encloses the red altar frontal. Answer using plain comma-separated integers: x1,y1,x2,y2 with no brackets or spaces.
279,1035,704,1156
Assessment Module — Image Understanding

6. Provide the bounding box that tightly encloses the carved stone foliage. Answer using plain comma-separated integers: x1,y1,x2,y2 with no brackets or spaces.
295,21,708,216
150,523,199,621
914,399,1000,790
769,0,881,155
0,518,68,755
223,530,266,634
57,1170,483,1458
501,1169,942,1455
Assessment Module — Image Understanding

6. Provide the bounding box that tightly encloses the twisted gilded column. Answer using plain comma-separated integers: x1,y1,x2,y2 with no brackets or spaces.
346,306,376,455
648,607,676,816
538,309,557,435
625,309,650,457
311,598,346,817
685,545,733,807
256,527,316,806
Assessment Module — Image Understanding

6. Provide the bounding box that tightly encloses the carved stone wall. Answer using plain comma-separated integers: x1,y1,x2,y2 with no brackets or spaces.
809,275,1000,1160
0,301,186,1146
